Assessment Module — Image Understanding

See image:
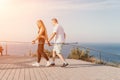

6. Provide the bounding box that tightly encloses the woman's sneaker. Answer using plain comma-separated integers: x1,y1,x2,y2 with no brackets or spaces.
61,63,69,67
32,62,40,67
45,61,51,67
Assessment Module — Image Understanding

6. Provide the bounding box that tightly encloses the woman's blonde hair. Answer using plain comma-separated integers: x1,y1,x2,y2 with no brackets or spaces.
37,20,48,40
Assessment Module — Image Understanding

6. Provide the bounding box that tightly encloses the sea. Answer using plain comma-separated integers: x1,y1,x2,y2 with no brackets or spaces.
78,43,120,64
1,43,120,63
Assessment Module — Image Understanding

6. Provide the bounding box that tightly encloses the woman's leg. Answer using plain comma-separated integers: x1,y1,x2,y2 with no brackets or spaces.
41,43,49,61
39,41,50,66
1,52,2,56
32,44,41,66
37,44,41,63
42,53,49,61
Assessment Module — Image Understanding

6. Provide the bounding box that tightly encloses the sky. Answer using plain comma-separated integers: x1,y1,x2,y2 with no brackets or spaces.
0,0,120,43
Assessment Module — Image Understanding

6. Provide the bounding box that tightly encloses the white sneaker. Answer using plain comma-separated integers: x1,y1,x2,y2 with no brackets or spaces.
32,62,40,67
45,61,51,67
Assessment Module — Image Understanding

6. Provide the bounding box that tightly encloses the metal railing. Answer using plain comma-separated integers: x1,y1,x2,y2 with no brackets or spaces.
0,41,77,56
0,41,120,67
0,41,32,56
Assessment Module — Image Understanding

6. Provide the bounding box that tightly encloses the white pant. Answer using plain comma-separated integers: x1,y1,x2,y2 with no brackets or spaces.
53,44,63,54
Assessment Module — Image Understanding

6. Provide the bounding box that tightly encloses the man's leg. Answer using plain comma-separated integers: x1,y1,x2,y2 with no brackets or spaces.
51,51,56,66
56,53,66,63
56,44,68,67
52,51,56,63
56,53,68,67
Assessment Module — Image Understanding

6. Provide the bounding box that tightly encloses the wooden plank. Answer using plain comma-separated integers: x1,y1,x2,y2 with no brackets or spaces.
19,68,25,80
33,67,43,80
29,68,36,80
1,64,14,80
40,68,51,80
13,67,21,80
6,64,17,80
24,68,31,80
0,64,6,73
1,56,120,80
0,64,9,80
47,67,61,80
23,62,31,80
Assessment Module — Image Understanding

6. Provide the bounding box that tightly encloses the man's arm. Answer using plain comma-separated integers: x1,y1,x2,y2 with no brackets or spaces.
48,32,56,42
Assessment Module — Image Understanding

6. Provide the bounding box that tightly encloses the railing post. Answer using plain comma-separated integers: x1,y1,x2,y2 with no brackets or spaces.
99,51,101,63
6,42,8,56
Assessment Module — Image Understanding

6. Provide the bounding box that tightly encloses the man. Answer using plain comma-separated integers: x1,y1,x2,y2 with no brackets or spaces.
48,18,68,67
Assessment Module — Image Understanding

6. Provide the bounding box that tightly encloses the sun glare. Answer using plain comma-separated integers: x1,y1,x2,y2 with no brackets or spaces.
0,0,10,8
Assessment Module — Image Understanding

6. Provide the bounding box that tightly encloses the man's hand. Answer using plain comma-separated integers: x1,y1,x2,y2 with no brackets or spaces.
48,32,56,43
32,40,36,44
46,41,52,46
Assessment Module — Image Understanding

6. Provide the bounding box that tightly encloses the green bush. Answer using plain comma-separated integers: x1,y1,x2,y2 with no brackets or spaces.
45,49,53,58
68,48,96,63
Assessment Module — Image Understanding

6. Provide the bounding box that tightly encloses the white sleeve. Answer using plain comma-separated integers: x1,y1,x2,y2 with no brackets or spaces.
53,27,58,33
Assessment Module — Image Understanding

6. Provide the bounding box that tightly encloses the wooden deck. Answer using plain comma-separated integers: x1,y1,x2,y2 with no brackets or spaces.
0,56,120,80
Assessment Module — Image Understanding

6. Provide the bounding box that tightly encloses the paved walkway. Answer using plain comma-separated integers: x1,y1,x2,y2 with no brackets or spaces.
0,56,120,80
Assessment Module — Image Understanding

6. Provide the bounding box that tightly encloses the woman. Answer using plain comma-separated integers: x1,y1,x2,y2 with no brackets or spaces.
32,20,51,67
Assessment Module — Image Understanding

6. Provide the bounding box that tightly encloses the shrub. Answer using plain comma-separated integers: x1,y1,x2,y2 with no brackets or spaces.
45,49,53,58
68,47,96,63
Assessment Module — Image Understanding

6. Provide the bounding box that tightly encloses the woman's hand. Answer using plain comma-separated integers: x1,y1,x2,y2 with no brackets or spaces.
32,40,36,44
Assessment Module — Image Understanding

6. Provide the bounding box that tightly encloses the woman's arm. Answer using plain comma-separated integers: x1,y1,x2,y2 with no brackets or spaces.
32,28,45,43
